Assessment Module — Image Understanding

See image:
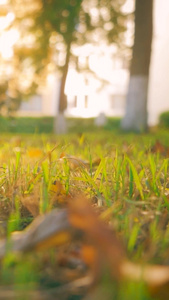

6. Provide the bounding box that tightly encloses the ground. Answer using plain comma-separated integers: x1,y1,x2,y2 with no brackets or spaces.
0,127,169,299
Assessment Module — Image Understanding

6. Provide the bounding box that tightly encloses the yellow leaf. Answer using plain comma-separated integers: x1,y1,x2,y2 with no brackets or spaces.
27,148,43,158
50,180,65,195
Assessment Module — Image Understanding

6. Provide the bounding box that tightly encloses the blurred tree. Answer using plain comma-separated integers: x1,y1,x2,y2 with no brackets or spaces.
0,82,21,116
121,0,153,132
10,0,128,133
0,4,38,116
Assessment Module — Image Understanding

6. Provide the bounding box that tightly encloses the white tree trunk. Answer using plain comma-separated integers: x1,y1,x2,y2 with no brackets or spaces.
121,75,148,131
54,112,67,134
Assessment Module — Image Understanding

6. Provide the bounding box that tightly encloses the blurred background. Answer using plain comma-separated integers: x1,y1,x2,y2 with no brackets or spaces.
0,0,168,133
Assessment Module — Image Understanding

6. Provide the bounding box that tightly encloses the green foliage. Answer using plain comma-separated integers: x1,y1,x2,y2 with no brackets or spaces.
159,111,169,128
0,82,23,117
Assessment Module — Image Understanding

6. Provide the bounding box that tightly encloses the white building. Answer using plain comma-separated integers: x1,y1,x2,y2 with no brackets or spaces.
18,51,129,119
148,0,169,125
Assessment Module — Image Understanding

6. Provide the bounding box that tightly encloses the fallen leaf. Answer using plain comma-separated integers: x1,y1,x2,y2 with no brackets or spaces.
0,209,71,256
68,195,126,279
50,180,65,194
151,140,168,156
60,154,88,169
28,148,43,158
50,180,71,205
0,196,169,298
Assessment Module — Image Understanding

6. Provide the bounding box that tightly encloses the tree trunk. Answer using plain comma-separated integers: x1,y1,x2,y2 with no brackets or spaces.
121,0,153,132
54,42,71,134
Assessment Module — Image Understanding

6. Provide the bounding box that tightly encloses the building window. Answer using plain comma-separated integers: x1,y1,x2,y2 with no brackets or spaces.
74,95,77,107
84,95,88,108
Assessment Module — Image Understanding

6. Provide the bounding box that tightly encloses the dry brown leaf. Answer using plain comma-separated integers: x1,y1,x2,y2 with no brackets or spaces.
151,140,168,156
50,180,66,194
68,196,126,279
0,196,169,296
0,209,71,256
61,154,88,169
92,158,101,167
21,194,40,217
81,245,97,268
50,180,71,206
60,153,101,169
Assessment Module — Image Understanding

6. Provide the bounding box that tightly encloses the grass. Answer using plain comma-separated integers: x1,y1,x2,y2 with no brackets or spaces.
0,128,169,299
0,116,121,134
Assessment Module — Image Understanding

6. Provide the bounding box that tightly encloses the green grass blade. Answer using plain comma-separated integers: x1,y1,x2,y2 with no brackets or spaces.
126,157,144,200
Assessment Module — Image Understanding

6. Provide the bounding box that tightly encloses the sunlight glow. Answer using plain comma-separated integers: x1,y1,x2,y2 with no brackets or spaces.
122,0,134,13
0,0,8,4
0,12,15,31
0,9,18,60
0,1,130,119
0,29,19,59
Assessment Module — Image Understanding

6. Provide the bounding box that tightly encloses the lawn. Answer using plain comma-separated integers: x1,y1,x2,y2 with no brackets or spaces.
0,128,169,299
0,116,121,133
